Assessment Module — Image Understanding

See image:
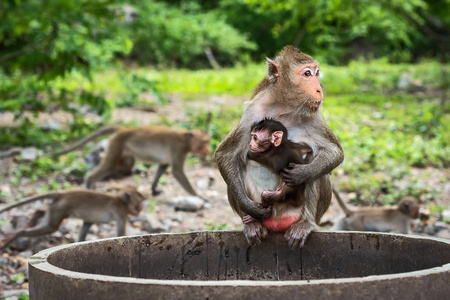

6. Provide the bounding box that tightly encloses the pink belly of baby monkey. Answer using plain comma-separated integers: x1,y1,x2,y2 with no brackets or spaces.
262,215,300,231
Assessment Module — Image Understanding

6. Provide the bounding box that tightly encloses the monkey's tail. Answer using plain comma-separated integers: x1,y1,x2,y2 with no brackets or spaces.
0,192,61,214
332,188,353,217
53,126,119,158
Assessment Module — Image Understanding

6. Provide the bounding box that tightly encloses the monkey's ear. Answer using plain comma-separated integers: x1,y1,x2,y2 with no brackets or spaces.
122,192,131,204
185,132,194,140
271,131,283,147
266,58,280,80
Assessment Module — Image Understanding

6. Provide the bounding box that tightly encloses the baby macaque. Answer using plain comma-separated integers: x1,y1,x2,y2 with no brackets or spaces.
0,187,145,248
243,118,314,223
332,188,420,234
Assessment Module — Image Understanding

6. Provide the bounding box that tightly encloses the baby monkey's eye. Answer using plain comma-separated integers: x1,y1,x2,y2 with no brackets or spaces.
304,70,312,76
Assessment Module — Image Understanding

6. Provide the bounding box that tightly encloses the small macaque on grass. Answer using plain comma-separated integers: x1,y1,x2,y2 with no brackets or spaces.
332,188,420,234
243,118,314,224
0,186,145,249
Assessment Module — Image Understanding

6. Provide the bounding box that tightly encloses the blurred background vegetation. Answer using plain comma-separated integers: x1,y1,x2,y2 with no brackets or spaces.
0,0,449,205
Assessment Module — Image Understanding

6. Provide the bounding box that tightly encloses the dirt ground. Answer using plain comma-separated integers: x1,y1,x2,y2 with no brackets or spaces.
0,95,449,296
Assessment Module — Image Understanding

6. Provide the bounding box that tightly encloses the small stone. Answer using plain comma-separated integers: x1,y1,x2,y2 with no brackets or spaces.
170,196,205,212
1,289,29,299
436,229,450,240
13,237,31,251
398,73,412,89
0,185,11,195
424,224,436,235
1,220,14,234
196,179,209,190
52,231,62,238
17,251,33,260
20,147,41,161
126,224,144,236
204,190,219,198
41,119,62,130
0,257,9,266
434,221,450,231
169,215,183,223
141,214,167,233
442,210,450,221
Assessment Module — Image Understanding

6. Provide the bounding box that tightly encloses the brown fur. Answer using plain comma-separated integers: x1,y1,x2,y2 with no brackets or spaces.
0,187,145,248
332,188,420,234
247,118,313,208
54,125,210,195
215,46,344,248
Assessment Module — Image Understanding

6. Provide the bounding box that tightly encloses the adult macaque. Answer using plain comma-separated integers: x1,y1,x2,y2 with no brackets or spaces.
86,139,135,179
215,46,344,248
54,126,210,195
332,188,420,234
0,187,145,248
243,118,313,223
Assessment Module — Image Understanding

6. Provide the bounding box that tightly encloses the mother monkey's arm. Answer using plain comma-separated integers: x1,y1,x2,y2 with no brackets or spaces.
282,122,344,187
215,120,272,221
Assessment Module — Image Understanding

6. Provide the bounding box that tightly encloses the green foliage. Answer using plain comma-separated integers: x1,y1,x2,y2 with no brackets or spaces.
184,106,243,153
11,273,25,284
0,118,101,148
125,0,256,67
0,0,132,109
322,59,447,94
222,0,450,64
136,59,448,98
19,294,29,300
116,72,167,107
0,0,136,148
0,0,166,149
430,203,447,214
149,63,264,97
147,198,156,213
10,155,88,184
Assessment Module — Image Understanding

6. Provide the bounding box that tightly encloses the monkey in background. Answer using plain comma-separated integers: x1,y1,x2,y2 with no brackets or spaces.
332,188,420,234
53,125,210,196
242,118,314,224
0,186,145,249
215,46,344,248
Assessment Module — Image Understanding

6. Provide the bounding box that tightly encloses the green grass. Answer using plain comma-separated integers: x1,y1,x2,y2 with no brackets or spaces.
55,59,448,100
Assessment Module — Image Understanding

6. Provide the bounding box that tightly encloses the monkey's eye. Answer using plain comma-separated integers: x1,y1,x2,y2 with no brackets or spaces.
252,135,257,141
304,70,312,77
316,70,320,76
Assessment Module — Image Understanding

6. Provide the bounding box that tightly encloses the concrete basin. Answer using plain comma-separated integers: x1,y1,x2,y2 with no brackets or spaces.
29,231,450,299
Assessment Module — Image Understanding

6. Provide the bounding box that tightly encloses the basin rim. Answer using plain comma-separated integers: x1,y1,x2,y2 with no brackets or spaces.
29,230,450,287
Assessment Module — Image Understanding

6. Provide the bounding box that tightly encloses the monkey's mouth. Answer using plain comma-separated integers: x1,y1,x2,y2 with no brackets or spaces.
307,100,323,108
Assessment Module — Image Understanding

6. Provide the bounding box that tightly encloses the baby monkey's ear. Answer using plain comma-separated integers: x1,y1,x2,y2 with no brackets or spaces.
271,131,283,147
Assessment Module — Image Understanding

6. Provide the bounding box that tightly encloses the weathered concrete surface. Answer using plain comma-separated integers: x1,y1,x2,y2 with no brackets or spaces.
29,231,450,300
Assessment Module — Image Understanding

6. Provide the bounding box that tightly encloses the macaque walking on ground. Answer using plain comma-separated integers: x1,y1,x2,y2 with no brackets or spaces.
0,187,145,248
53,125,210,196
